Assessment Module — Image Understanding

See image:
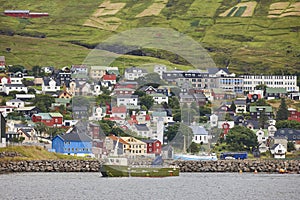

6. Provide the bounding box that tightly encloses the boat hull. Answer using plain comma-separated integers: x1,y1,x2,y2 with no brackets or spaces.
100,165,180,177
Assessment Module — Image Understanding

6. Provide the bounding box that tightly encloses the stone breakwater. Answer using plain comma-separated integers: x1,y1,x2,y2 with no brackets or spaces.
0,160,101,173
1,159,300,174
175,160,300,173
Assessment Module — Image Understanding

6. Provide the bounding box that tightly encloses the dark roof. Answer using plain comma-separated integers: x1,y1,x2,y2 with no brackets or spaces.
275,128,300,140
270,144,279,150
141,139,159,144
60,132,92,142
207,68,230,75
125,66,148,73
243,120,260,129
5,84,25,87
134,124,149,131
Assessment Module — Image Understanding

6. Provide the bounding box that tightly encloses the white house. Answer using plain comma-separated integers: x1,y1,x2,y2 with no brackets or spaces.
111,106,127,120
42,78,60,93
150,93,168,104
210,114,218,128
89,106,106,121
256,129,268,144
0,106,15,117
189,125,209,144
268,125,277,137
154,65,167,79
6,99,25,108
116,95,140,109
151,111,173,124
241,75,299,92
132,124,152,138
10,77,23,84
92,84,102,96
3,84,28,95
270,143,286,159
124,66,148,80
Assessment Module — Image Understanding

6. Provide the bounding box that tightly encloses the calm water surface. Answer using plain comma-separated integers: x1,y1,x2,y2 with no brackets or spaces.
0,172,299,200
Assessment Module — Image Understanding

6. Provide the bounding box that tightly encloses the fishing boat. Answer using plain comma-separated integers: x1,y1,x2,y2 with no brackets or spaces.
100,139,180,177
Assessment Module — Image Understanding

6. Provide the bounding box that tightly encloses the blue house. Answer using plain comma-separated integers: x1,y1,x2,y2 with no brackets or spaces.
52,130,93,157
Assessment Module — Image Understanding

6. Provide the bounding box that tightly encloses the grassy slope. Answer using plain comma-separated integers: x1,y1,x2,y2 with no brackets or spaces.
0,146,86,161
0,0,299,75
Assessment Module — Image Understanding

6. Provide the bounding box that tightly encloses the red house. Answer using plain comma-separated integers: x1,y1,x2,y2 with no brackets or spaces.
142,139,162,155
288,108,300,122
32,112,63,127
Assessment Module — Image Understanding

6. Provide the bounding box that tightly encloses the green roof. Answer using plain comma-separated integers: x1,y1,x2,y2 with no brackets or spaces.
35,113,52,120
250,106,272,113
150,93,167,97
266,87,287,94
152,111,167,117
71,73,88,79
55,98,71,103
49,112,63,117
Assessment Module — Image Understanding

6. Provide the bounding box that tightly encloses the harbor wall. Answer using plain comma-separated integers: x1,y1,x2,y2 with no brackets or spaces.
1,159,300,174
174,160,300,173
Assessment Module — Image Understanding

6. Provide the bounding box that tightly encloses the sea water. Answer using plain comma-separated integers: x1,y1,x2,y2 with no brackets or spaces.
0,172,299,200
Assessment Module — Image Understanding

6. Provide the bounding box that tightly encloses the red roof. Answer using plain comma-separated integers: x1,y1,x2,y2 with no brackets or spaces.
247,94,261,99
111,106,127,113
0,76,11,84
108,135,129,145
131,114,151,121
103,74,116,81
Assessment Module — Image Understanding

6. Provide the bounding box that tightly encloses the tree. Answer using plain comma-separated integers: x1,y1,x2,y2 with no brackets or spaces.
258,109,268,128
31,66,45,77
225,126,258,151
168,96,180,109
139,95,154,110
136,72,165,86
8,65,24,73
276,98,289,121
230,101,236,112
187,142,199,154
32,94,55,112
287,141,296,152
255,84,267,91
252,98,270,106
275,120,300,129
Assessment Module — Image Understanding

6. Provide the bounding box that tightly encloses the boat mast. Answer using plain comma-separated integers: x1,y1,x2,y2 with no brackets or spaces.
113,138,119,157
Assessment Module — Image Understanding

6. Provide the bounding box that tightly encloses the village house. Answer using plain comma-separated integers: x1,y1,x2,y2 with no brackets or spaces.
105,135,129,156
151,111,173,124
3,83,28,95
101,74,117,88
52,130,93,157
124,66,148,80
113,87,135,95
6,99,25,108
32,112,63,127
111,106,127,120
270,143,287,159
0,56,5,66
71,65,88,75
0,106,15,117
116,95,140,109
142,139,162,155
89,66,109,80
288,108,300,122
121,137,147,158
249,106,273,120
256,129,268,144
14,106,40,118
154,65,167,78
265,87,287,100
72,106,89,119
275,128,300,149
131,111,151,126
114,81,138,89
150,93,168,104
89,106,106,121
42,78,60,93
190,125,209,144
132,124,152,138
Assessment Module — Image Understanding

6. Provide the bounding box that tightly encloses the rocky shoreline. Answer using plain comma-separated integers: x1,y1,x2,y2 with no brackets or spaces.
1,159,300,174
175,160,300,173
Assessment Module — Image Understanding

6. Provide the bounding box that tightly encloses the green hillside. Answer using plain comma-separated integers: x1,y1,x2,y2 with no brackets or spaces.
0,0,299,75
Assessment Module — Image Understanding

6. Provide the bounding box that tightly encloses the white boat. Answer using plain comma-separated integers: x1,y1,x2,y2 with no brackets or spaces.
173,153,218,161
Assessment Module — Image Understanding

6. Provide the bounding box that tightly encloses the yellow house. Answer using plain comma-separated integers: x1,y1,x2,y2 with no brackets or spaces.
121,137,147,158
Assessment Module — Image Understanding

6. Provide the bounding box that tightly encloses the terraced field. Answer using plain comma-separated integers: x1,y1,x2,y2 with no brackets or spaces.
0,0,299,76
